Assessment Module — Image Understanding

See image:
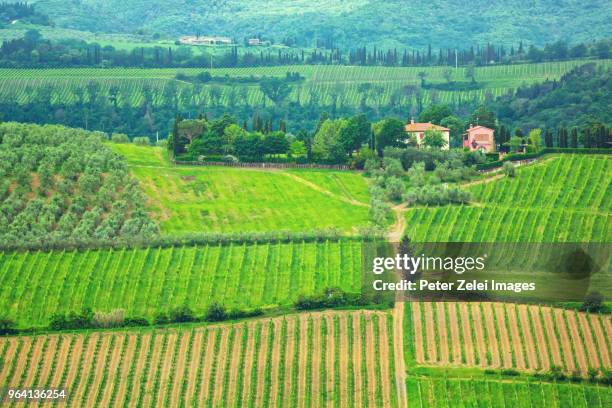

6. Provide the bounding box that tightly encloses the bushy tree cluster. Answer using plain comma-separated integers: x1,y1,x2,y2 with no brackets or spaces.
403,162,472,206
0,122,158,246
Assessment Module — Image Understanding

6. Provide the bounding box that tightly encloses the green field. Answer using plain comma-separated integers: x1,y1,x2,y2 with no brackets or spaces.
1,60,607,108
110,144,372,234
404,155,611,242
407,376,611,407
0,239,368,328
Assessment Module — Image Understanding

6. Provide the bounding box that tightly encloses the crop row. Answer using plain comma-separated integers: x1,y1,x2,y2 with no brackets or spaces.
406,376,611,408
0,310,397,407
411,302,612,376
0,239,367,327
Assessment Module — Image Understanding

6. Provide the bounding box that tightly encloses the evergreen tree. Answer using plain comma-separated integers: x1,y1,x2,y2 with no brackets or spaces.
570,128,578,148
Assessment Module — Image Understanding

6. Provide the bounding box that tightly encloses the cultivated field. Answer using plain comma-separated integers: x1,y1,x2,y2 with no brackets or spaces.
410,302,612,376
110,144,371,234
0,60,607,107
406,376,611,407
0,310,398,407
404,155,611,242
0,239,369,328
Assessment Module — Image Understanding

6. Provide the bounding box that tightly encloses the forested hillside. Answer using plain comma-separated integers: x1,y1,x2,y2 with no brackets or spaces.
30,0,612,49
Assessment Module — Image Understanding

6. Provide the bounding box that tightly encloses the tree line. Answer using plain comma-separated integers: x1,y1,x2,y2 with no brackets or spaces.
1,29,609,69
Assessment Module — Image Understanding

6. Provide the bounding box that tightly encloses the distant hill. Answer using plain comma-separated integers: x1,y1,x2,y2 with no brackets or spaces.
30,0,612,49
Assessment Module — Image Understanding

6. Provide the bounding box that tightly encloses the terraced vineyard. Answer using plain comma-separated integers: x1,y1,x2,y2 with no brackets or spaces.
0,239,369,328
110,144,371,234
0,310,398,407
410,302,612,376
406,376,611,407
0,60,606,107
404,155,611,242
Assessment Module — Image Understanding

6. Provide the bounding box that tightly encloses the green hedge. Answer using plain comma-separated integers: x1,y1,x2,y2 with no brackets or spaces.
476,148,610,170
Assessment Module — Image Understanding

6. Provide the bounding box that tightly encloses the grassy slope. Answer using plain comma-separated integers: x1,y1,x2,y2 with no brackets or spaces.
0,239,370,327
404,155,611,242
109,143,371,234
2,60,609,107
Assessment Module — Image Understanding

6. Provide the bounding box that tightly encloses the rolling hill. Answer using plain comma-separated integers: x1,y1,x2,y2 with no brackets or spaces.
30,0,612,49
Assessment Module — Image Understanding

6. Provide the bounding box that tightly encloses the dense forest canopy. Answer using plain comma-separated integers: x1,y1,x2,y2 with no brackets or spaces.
30,0,612,49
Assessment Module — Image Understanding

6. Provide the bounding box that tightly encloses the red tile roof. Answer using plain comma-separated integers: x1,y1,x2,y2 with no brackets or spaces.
405,122,450,132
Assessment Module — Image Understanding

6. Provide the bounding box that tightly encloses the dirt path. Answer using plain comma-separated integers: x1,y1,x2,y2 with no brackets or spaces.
365,314,377,408
111,334,138,407
423,302,438,363
458,303,477,366
540,307,563,368
184,330,204,407
310,316,322,407
492,303,513,368
435,303,450,364
282,172,370,207
552,308,575,372
325,314,336,408
517,305,538,371
169,331,191,407
297,316,309,408
254,322,270,408
588,314,610,367
281,317,296,407
411,302,424,364
446,303,462,365
378,314,392,408
577,313,600,369
338,315,349,408
479,303,501,367
528,306,550,370
226,326,244,408
564,312,588,374
351,313,363,408
94,334,125,408
268,319,282,408
388,204,408,242
460,173,504,188
505,305,526,370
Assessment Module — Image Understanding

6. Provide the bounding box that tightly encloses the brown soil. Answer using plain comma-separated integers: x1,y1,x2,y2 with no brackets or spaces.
111,333,138,407
492,303,513,368
458,303,477,366
564,312,588,374
478,303,501,367
552,308,575,372
435,302,450,364
168,331,191,408
446,303,463,365
268,319,282,408
505,305,526,370
198,328,218,404
211,328,230,406
540,307,563,368
423,302,438,362
22,336,46,387
0,338,18,383
587,314,610,367
351,313,363,408
47,335,71,388
183,330,204,407
310,315,322,407
240,323,256,406
325,314,336,408
364,314,377,408
254,322,271,408
516,305,538,371
226,326,244,408
527,305,550,370
154,332,178,406
95,334,125,408
378,314,392,408
32,335,58,388
337,314,349,408
125,333,152,407
60,335,85,392
411,302,425,364
577,313,600,369
297,316,309,408
392,302,408,408
141,334,165,408
281,317,296,408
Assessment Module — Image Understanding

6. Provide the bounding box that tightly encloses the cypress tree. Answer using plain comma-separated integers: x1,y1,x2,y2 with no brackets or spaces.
571,128,578,148
583,128,591,148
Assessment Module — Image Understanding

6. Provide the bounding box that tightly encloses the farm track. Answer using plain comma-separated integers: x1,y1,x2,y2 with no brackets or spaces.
0,310,397,407
409,302,612,376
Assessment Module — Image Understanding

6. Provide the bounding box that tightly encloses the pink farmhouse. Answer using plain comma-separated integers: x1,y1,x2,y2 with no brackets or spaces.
464,125,495,152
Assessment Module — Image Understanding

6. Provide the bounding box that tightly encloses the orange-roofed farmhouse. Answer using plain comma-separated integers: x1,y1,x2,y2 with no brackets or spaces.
463,125,495,152
404,120,450,150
